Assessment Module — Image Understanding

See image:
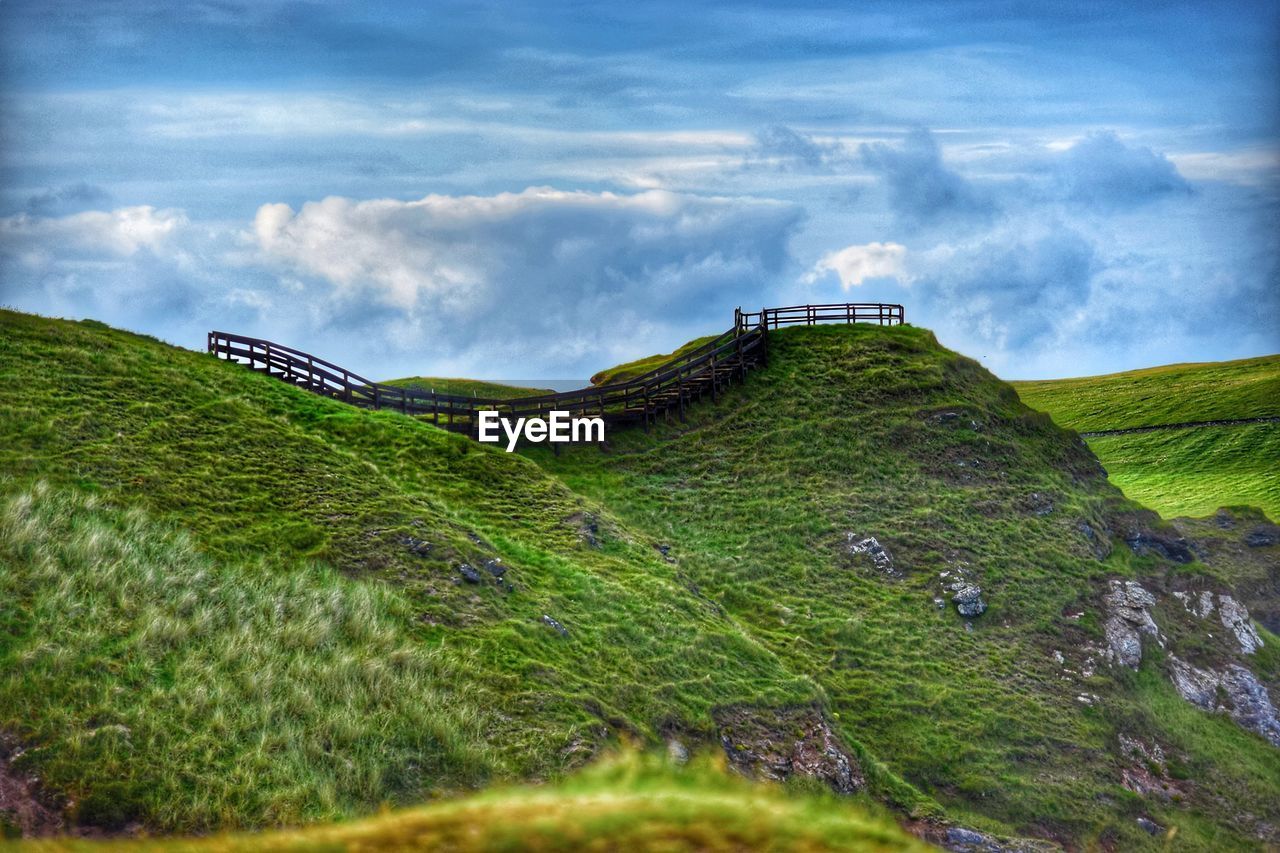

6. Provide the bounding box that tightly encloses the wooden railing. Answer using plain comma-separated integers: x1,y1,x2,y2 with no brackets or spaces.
208,302,904,438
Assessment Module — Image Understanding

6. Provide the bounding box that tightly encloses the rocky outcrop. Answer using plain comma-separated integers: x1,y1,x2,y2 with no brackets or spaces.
951,583,987,617
716,706,863,794
846,534,896,576
1102,580,1161,668
1218,595,1265,654
1169,656,1280,746
1170,591,1264,654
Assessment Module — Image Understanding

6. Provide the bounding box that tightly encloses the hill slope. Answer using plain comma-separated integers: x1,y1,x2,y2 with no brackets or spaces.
0,310,818,833
1013,355,1280,519
2,312,1277,851
532,324,1280,850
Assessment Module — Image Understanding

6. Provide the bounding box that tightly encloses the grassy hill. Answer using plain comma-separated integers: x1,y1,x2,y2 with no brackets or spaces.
2,311,1277,850
1013,355,1280,519
380,376,554,399
589,335,718,386
0,310,817,833
532,324,1280,850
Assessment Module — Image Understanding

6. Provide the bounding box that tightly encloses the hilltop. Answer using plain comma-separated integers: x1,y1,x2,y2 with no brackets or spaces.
381,376,555,399
1,310,1277,850
1013,355,1280,519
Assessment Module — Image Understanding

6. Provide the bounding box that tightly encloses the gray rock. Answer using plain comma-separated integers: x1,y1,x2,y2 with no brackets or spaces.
1168,655,1220,710
1136,817,1163,836
1218,594,1263,654
1101,580,1161,668
541,614,569,637
483,558,507,577
847,534,896,575
399,535,432,556
457,563,482,584
952,584,987,617
1220,664,1280,747
1169,656,1280,746
945,827,990,848
666,738,689,764
1125,529,1194,563
1245,526,1279,547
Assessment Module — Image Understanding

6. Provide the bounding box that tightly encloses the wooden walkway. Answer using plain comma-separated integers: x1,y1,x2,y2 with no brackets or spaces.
208,302,905,438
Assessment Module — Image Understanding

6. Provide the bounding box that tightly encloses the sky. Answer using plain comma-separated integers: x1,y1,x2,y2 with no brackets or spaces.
1,0,1277,382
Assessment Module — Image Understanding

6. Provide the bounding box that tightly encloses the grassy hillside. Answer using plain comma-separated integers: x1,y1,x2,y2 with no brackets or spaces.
7,754,928,852
532,324,1280,850
2,311,1277,850
1012,354,1280,432
380,376,554,399
0,310,817,832
589,335,718,386
1013,355,1279,519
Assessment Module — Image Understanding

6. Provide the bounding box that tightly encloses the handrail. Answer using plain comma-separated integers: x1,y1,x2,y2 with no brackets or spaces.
208,302,903,438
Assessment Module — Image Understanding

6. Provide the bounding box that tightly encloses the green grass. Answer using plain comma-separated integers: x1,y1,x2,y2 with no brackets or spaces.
380,376,554,399
0,484,489,830
2,310,1276,850
1012,354,1280,432
8,754,928,852
1087,423,1280,520
0,310,821,833
531,324,1280,850
590,335,718,385
1013,354,1279,520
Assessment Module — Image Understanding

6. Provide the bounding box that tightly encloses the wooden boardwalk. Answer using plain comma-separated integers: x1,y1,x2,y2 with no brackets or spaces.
208,302,904,438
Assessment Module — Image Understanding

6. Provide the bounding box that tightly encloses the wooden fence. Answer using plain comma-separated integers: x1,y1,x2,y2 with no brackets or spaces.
208,302,904,438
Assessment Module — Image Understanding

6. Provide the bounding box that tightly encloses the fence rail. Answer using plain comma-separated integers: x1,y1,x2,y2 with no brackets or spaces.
209,302,904,439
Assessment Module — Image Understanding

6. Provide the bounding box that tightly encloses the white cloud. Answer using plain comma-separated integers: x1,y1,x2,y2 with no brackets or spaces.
806,242,908,289
0,205,187,258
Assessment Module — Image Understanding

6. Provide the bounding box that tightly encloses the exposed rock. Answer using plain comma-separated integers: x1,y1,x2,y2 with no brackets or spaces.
1136,817,1163,836
0,736,64,837
945,827,990,849
1220,664,1280,747
666,739,689,764
951,584,987,617
1245,526,1279,548
482,558,506,578
847,534,896,576
399,534,433,557
457,563,482,584
1118,734,1184,801
1168,656,1280,746
1123,525,1194,563
1102,580,1161,668
1218,594,1264,654
716,706,863,794
654,543,676,563
939,825,1054,852
541,615,569,637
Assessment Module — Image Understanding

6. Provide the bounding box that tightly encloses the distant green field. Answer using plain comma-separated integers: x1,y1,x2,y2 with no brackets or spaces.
1013,355,1280,432
381,376,554,398
1013,354,1279,520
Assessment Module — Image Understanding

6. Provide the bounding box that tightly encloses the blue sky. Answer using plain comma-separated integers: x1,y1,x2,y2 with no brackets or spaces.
1,0,1277,381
